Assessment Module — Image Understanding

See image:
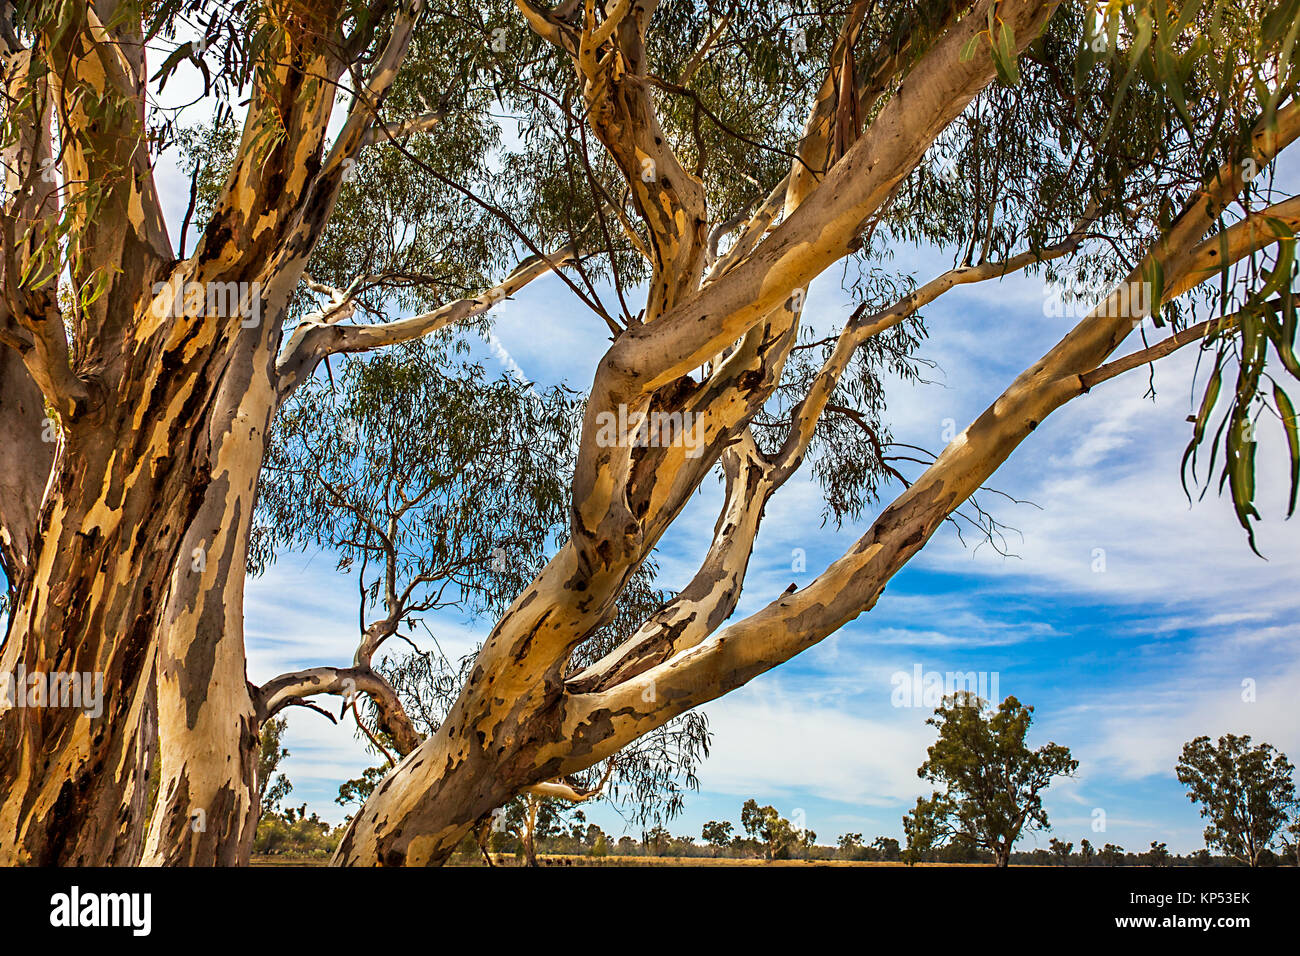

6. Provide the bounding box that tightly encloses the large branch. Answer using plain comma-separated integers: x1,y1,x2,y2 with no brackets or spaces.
275,243,577,399
566,0,1059,584
1160,195,1300,303
520,0,706,320
562,210,1088,695
598,0,1059,396
567,0,1060,567
0,41,61,579
566,432,773,693
189,0,422,314
44,1,171,326
523,761,615,803
0,38,101,422
600,5,950,551
565,200,1085,695
549,99,1300,774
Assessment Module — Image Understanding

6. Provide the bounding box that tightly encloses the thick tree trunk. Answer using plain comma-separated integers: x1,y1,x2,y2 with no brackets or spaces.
140,337,278,866
0,414,198,864
0,0,400,867
522,823,537,867
0,272,280,864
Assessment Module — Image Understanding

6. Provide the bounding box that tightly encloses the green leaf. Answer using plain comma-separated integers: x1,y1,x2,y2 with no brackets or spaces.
1182,360,1222,499
150,41,194,91
994,20,1021,86
1275,384,1300,517
143,1,181,43
1226,415,1262,556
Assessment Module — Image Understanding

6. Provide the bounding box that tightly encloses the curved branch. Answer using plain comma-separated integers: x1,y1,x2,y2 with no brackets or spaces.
276,243,578,399
593,0,1059,397
256,665,422,756
524,760,616,802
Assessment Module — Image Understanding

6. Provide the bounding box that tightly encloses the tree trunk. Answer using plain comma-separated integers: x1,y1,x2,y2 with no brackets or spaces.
0,413,196,864
0,280,279,865
139,339,277,866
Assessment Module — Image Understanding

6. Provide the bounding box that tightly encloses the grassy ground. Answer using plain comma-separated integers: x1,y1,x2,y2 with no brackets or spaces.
251,854,981,867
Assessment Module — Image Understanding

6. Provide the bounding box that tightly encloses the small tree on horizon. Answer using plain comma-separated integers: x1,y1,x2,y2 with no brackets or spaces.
255,717,292,818
1176,734,1298,867
740,799,815,860
1078,838,1095,865
701,820,734,855
1099,844,1126,867
1049,837,1074,866
1144,841,1171,866
902,694,1077,867
872,836,902,862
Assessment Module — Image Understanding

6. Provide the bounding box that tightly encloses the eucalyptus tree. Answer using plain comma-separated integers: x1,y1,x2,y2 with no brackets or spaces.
902,695,1077,867
1176,734,1298,867
0,0,1298,868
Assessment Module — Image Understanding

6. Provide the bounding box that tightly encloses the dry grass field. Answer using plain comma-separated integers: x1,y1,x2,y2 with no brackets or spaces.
251,854,984,867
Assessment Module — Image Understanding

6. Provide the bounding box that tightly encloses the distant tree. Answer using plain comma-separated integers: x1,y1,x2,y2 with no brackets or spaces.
255,717,293,817
902,695,1077,867
702,820,734,853
335,766,388,813
503,793,582,867
871,837,902,862
1144,841,1171,866
938,836,985,864
272,341,709,836
739,799,813,860
613,836,635,855
1286,820,1300,867
1176,734,1298,867
1078,838,1095,865
740,799,767,842
1099,844,1126,867
837,832,865,860
1049,838,1074,865
643,825,672,857
668,833,698,858
254,802,341,858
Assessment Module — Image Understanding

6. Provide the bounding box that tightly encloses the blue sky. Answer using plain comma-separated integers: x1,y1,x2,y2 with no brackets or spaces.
115,55,1300,856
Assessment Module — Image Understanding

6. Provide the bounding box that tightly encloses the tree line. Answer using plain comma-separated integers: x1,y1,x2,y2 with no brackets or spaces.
250,692,1299,866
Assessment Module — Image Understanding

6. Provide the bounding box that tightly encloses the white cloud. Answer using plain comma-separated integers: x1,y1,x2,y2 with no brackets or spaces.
700,683,935,807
